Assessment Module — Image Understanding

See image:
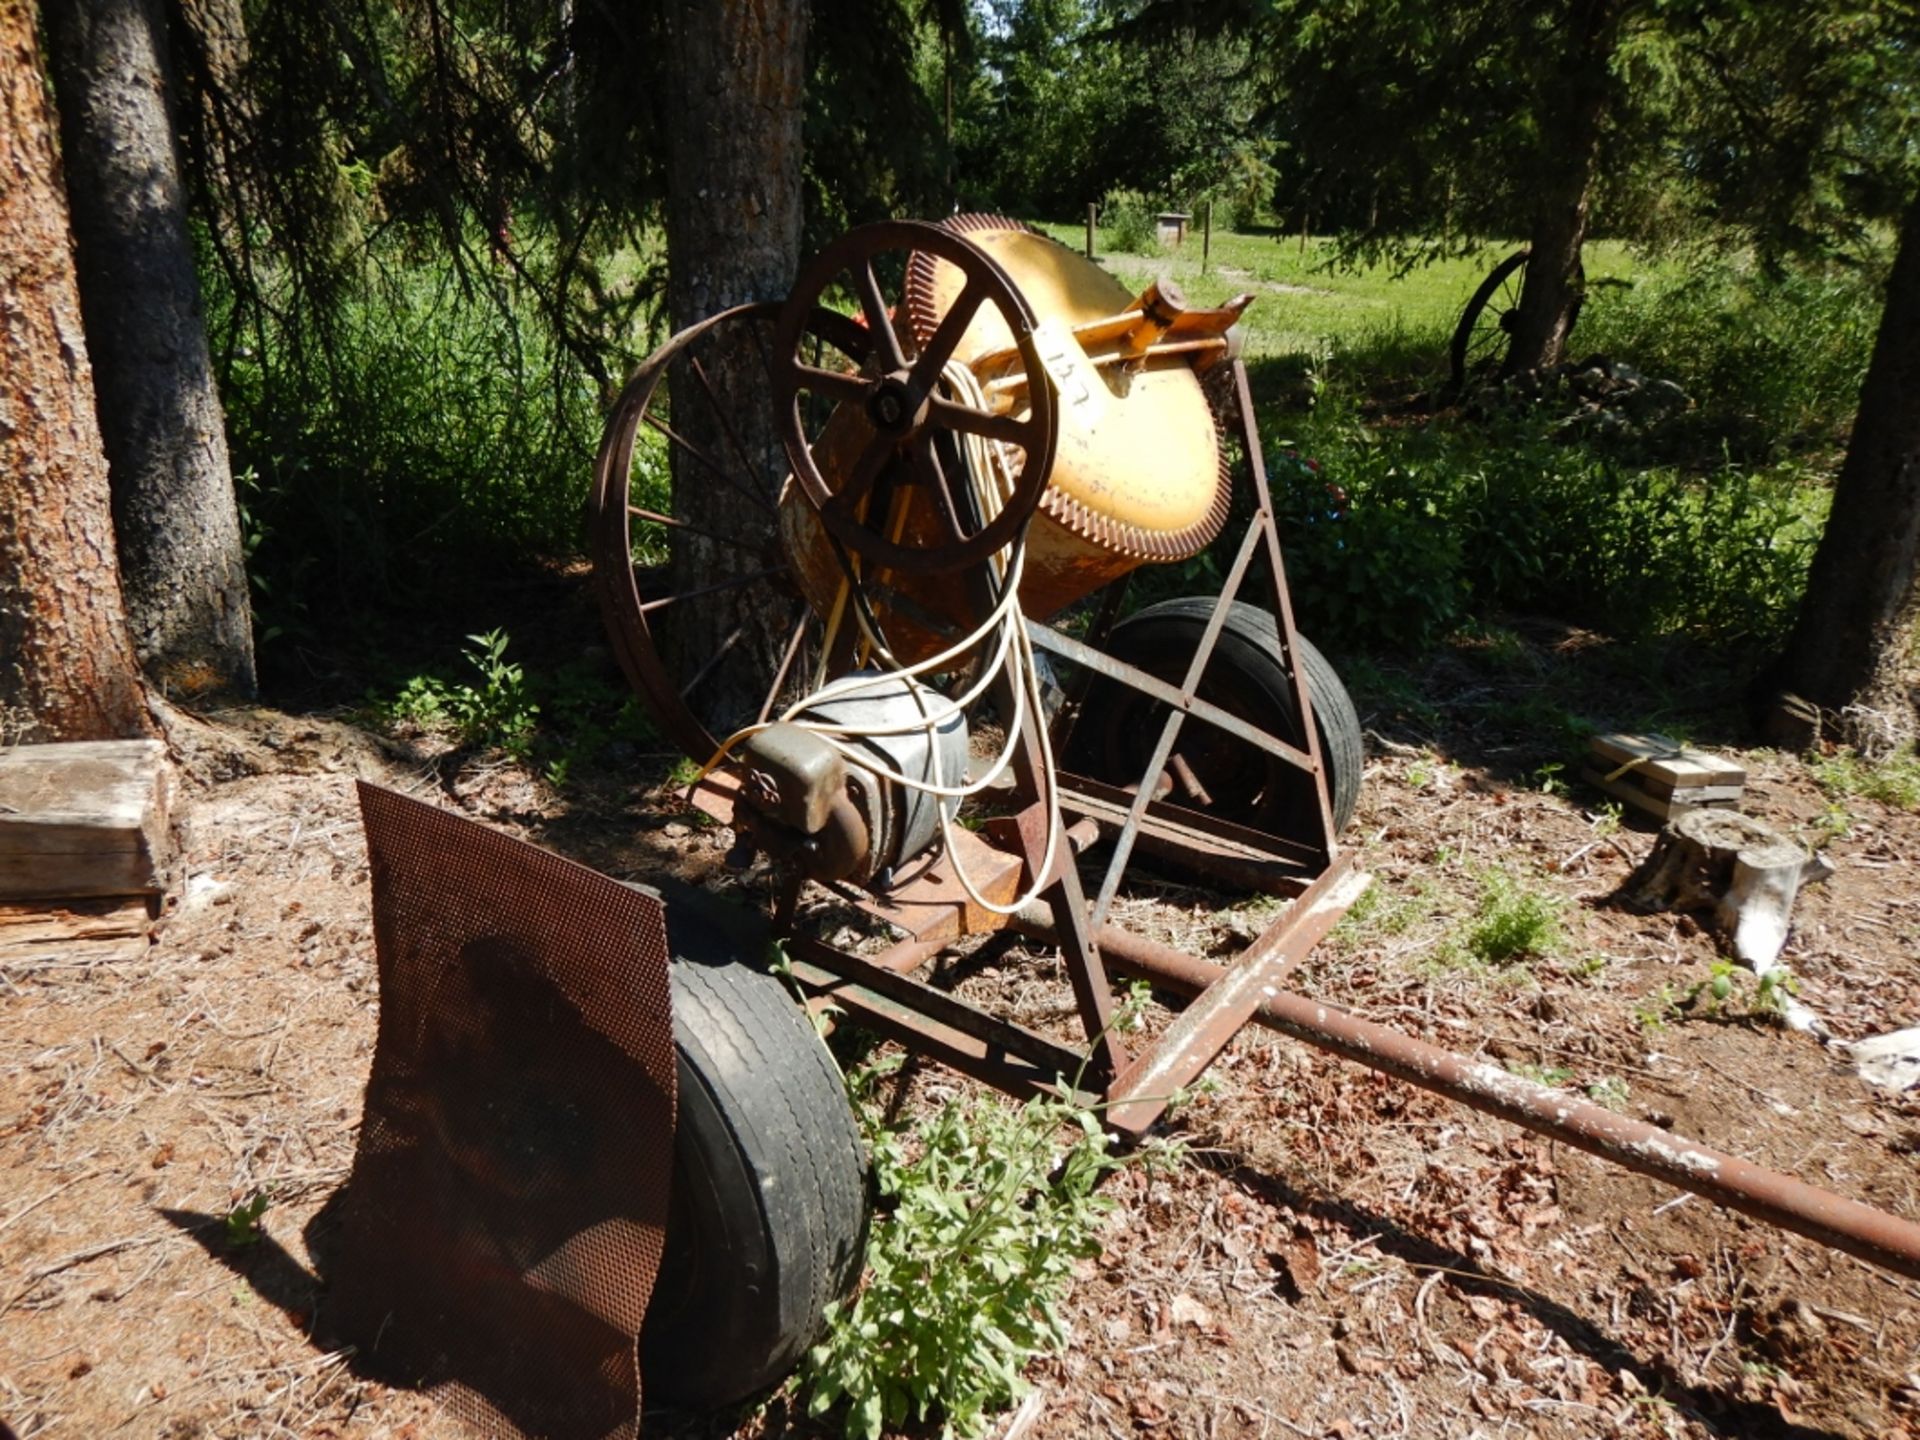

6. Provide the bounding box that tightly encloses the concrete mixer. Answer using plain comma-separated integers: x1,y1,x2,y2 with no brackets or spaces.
583,223,1920,1398
592,214,1358,901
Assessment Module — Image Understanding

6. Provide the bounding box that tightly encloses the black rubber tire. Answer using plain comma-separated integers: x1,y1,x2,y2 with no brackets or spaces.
1069,598,1362,840
1448,250,1586,394
640,891,869,1410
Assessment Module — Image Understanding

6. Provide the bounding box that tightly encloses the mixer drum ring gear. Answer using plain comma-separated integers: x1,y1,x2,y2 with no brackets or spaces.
905,214,1235,572
1068,598,1363,840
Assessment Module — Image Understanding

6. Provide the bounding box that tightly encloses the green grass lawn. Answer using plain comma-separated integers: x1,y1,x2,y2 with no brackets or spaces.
1030,221,1657,385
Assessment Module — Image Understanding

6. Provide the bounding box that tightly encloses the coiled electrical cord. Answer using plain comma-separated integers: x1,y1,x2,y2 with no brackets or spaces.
698,359,1063,914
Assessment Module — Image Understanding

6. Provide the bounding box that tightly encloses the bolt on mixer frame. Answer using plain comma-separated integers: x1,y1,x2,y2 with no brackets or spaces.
591,219,1920,1281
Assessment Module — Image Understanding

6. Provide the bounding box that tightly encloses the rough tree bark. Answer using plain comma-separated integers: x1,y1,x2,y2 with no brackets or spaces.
660,0,808,729
44,0,257,700
0,0,155,741
1769,187,1920,747
1506,0,1622,374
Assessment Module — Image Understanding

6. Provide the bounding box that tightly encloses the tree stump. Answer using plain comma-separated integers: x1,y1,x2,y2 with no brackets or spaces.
1624,809,1833,970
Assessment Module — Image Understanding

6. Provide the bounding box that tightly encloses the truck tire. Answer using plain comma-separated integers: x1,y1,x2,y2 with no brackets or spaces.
1069,597,1362,840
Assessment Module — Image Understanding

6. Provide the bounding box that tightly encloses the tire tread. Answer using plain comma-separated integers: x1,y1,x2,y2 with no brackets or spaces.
1113,597,1362,833
644,921,867,1408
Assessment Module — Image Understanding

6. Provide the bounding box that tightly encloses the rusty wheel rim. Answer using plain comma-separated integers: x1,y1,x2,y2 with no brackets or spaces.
588,302,873,764
769,220,1059,577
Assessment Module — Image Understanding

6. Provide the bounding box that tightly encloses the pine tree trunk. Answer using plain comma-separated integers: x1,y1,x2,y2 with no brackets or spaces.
1506,0,1618,375
0,0,155,742
660,0,808,730
1770,188,1920,740
44,0,257,700
1509,186,1590,375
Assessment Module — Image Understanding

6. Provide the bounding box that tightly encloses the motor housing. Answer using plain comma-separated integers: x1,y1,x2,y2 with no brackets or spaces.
735,673,967,885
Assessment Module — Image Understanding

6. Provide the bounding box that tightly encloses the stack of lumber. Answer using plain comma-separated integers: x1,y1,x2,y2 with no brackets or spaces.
1582,732,1745,821
0,740,172,970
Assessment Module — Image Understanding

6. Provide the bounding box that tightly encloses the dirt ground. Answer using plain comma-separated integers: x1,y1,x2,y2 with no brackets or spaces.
4,618,1918,1440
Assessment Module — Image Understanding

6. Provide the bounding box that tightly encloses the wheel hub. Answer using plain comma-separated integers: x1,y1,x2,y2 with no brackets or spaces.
866,373,927,433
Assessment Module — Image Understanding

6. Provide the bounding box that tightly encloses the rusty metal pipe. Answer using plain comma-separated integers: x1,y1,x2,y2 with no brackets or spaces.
1015,914,1920,1282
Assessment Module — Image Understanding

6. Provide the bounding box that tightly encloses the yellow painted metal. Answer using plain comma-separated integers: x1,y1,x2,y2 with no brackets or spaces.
906,225,1226,546
779,216,1243,663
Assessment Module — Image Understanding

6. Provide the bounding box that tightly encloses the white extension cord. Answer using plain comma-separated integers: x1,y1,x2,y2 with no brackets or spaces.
699,358,1063,914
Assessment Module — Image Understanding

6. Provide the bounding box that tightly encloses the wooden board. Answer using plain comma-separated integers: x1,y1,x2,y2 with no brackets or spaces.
1581,767,1741,822
0,898,151,971
0,740,171,900
1588,732,1746,796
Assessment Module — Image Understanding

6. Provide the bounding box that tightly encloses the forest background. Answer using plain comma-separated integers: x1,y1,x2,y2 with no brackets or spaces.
6,0,1918,764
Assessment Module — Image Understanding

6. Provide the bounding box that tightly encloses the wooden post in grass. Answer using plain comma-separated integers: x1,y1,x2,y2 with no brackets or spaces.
1086,203,1096,259
1202,201,1211,275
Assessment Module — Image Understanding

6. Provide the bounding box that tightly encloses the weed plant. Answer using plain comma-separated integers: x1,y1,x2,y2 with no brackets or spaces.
805,1051,1177,1439
1808,748,1920,810
371,628,655,779
374,629,540,756
1587,1076,1630,1109
1465,871,1562,967
1685,959,1801,1024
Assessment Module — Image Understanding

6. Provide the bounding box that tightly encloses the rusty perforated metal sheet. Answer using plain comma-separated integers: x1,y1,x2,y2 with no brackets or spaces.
331,783,675,1440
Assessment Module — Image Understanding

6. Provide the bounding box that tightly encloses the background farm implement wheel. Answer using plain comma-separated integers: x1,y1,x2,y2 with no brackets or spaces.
1448,249,1585,394
641,891,869,1409
1067,598,1362,840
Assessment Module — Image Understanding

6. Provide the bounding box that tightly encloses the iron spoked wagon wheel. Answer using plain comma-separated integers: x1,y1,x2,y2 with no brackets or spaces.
770,220,1060,578
588,302,873,766
1447,250,1585,394
1065,599,1363,842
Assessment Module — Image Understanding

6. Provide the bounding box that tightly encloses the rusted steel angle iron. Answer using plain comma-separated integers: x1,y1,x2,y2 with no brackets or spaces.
784,936,1094,1099
1101,855,1368,1134
1026,620,1316,774
1056,775,1325,877
1035,921,1920,1282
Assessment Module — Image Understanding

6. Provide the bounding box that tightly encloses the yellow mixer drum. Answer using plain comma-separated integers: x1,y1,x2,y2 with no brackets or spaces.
778,215,1233,657
905,215,1230,619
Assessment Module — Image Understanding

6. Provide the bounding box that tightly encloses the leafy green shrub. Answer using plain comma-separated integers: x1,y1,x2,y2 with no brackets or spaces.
804,1061,1162,1439
1465,871,1562,966
1268,443,1468,651
1574,256,1881,451
1099,189,1159,255
1265,407,1825,654
373,628,539,754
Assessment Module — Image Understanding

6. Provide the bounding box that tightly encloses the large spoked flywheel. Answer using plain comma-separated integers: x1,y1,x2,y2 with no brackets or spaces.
589,302,873,764
770,220,1059,577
